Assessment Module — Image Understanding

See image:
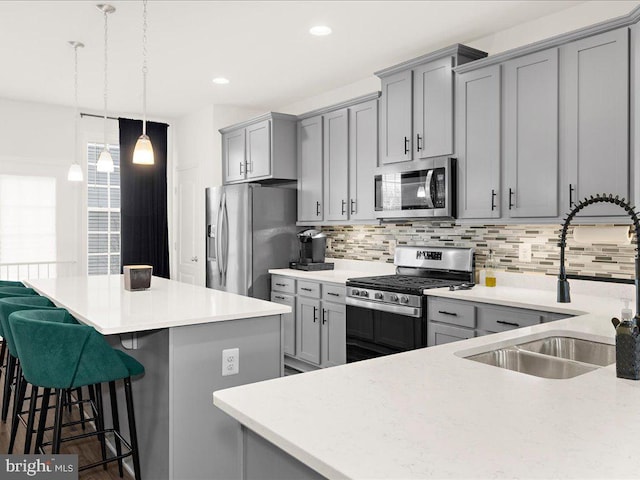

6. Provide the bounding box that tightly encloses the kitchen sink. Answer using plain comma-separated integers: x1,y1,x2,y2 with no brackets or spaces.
516,336,615,367
464,335,614,379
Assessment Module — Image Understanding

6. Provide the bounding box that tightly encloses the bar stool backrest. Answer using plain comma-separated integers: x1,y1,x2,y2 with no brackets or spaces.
0,287,37,298
0,281,25,288
0,296,59,355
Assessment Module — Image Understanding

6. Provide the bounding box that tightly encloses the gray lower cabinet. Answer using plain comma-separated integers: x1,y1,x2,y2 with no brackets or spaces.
426,296,571,347
220,113,297,185
298,115,324,222
561,27,629,216
323,109,349,221
503,48,559,218
272,275,346,370
379,69,413,165
456,64,501,219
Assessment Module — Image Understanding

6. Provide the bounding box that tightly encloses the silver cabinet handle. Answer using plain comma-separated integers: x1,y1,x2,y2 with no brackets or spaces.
239,162,244,175
404,136,410,155
341,199,346,215
191,256,199,262
316,201,321,217
509,188,514,210
327,292,340,297
491,189,497,211
322,309,326,324
313,306,318,323
274,295,286,300
350,199,356,215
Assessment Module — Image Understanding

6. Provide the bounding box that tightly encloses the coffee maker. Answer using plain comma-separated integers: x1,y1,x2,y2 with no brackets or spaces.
290,229,334,271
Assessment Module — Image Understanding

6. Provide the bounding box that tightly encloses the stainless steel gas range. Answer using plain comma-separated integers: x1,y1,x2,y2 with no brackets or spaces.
345,246,475,363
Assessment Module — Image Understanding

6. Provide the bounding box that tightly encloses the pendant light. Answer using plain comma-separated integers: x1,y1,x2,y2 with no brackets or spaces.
67,41,84,182
96,4,115,173
132,0,154,165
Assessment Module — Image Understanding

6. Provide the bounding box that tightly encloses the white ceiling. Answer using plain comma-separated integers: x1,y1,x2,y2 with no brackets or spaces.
0,0,622,119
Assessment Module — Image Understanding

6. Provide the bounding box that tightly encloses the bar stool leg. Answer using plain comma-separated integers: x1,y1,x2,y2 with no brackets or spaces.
34,387,51,454
108,381,124,477
76,387,86,430
0,339,6,377
2,354,16,422
124,377,142,480
52,389,65,454
8,364,26,454
24,385,39,453
94,383,108,469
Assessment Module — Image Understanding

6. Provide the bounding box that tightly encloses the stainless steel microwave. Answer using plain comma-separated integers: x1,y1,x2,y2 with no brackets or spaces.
374,158,456,220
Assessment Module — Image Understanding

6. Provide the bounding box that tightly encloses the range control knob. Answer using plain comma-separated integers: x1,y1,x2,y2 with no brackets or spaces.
351,289,360,296
374,292,383,300
390,294,399,302
400,296,409,304
360,290,369,298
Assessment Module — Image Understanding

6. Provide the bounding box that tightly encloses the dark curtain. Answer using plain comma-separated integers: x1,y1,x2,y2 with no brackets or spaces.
119,118,170,278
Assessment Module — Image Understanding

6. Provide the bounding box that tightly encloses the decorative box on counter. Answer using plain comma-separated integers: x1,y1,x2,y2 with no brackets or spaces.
124,265,153,291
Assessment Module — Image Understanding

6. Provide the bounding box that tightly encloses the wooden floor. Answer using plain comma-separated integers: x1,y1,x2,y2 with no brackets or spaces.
0,381,133,480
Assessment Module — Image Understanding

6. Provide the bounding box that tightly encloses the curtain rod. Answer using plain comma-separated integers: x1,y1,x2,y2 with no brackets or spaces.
80,112,118,121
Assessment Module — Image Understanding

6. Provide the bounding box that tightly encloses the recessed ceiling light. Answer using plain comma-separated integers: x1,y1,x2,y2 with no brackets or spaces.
309,25,332,36
212,77,230,85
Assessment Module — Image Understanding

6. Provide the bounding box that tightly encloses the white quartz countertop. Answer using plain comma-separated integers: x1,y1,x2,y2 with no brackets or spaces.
269,258,396,285
26,275,290,335
214,280,640,479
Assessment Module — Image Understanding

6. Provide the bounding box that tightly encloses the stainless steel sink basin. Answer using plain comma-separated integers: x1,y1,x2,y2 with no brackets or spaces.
464,335,614,379
516,336,615,367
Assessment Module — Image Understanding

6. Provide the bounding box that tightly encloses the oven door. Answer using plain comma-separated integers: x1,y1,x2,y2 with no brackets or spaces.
346,299,426,363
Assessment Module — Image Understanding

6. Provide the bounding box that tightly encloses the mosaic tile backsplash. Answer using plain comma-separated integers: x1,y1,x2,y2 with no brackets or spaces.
321,222,637,280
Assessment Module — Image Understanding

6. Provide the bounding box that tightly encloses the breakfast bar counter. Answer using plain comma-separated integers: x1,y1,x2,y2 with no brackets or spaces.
26,275,290,480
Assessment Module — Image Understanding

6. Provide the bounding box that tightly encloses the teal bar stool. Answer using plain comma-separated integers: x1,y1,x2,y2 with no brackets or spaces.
0,287,37,298
0,295,53,424
10,311,144,479
0,280,25,288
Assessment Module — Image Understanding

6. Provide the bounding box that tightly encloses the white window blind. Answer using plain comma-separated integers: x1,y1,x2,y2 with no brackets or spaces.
87,143,121,275
0,175,56,263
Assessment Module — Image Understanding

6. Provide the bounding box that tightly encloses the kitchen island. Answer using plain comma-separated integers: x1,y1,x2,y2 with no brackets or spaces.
25,275,290,480
213,284,640,479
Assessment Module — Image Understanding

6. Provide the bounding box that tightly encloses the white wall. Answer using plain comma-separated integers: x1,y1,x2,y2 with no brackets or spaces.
278,0,640,115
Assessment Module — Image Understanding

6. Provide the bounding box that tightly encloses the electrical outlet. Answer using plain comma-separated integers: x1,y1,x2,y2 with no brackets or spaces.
519,244,532,263
222,348,239,376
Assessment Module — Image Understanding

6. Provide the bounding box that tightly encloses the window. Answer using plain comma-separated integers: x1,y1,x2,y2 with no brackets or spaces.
0,175,56,265
87,143,120,275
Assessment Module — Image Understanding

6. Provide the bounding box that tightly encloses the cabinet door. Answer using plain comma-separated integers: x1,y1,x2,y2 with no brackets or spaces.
321,301,346,368
323,109,349,221
562,28,629,216
297,116,324,222
504,49,559,218
222,129,246,183
348,100,377,221
246,120,271,180
271,292,295,356
413,56,454,159
379,70,412,165
427,322,475,347
456,65,501,219
296,297,321,365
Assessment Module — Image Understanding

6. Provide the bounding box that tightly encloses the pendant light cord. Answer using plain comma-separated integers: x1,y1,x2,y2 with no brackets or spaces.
142,0,148,136
74,44,79,165
103,7,109,152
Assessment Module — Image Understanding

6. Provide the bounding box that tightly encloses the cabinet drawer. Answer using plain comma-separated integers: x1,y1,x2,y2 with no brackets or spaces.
477,306,542,333
272,275,295,294
270,292,294,305
428,298,476,328
322,284,345,303
297,281,320,298
428,322,475,347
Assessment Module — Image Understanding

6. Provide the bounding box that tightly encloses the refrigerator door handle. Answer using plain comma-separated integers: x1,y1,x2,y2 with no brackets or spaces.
221,193,230,285
216,194,224,282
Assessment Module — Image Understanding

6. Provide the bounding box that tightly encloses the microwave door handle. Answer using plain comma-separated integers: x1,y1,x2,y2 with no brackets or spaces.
425,170,434,208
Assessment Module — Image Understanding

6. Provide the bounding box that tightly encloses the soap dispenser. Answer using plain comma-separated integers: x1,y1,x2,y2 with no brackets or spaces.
611,298,640,380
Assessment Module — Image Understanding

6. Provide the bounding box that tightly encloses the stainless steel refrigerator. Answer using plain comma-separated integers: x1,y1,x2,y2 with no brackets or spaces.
206,184,297,300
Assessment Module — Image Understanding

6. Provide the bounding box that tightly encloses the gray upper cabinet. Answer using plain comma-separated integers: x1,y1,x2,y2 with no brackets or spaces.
379,70,413,165
413,57,454,160
348,99,377,221
297,93,379,224
220,112,297,185
323,109,349,221
298,115,324,222
561,28,629,217
456,65,501,219
222,129,245,183
503,48,559,218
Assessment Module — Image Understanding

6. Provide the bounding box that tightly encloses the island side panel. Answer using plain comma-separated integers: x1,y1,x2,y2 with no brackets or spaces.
242,426,328,480
106,328,171,480
169,314,283,480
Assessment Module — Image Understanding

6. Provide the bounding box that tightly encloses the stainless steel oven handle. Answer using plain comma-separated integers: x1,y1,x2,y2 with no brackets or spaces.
346,297,421,318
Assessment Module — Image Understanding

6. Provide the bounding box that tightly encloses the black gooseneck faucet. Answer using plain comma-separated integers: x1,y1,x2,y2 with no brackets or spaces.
557,193,640,316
